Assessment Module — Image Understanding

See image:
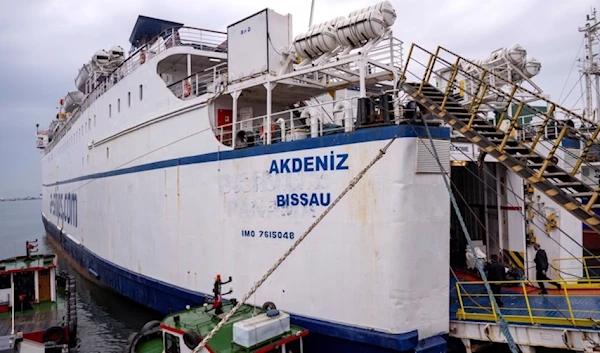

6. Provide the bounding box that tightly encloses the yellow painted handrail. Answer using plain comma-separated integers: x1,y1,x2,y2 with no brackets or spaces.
454,278,600,327
552,256,600,283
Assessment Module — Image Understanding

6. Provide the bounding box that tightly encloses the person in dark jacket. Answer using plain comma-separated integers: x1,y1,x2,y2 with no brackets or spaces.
534,243,562,294
484,254,506,307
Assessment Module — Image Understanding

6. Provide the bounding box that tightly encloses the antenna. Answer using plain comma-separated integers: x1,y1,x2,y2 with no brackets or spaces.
10,273,14,335
579,7,600,122
309,0,315,27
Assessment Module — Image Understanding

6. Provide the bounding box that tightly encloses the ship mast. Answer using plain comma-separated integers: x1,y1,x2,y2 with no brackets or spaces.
579,7,600,122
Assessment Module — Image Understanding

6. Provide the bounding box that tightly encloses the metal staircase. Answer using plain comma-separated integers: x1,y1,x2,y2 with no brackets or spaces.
400,44,600,234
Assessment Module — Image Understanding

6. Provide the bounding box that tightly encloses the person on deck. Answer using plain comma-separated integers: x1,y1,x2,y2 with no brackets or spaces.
484,254,506,307
534,243,562,294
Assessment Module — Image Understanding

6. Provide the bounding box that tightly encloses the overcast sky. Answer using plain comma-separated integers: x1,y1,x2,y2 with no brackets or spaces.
0,0,596,197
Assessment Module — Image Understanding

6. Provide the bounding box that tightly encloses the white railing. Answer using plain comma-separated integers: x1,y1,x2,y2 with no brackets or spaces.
213,95,406,148
168,63,228,100
45,26,227,153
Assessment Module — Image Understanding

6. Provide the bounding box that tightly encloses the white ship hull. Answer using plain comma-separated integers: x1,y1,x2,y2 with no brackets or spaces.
41,111,452,351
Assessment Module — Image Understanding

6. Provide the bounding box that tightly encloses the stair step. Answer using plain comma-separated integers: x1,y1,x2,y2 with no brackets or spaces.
503,146,531,152
555,182,583,187
472,125,498,131
480,131,505,136
488,138,520,146
569,192,595,198
518,154,544,160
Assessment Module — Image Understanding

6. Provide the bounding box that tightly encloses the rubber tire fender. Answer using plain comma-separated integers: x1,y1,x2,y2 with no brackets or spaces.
140,320,161,335
183,331,201,350
262,301,277,310
43,326,65,344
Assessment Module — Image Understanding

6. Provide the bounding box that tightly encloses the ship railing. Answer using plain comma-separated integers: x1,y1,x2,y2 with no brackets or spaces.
365,36,403,71
453,278,600,327
552,256,600,286
167,63,228,100
306,31,403,75
213,95,407,148
45,26,227,152
213,96,359,147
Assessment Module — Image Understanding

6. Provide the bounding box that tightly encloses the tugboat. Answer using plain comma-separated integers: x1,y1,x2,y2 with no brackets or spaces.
124,275,308,353
0,240,78,352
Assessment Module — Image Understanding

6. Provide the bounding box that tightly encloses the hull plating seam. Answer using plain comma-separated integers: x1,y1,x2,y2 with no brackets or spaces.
42,125,450,187
42,214,423,352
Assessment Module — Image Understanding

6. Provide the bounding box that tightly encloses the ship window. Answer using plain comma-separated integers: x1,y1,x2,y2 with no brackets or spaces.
139,84,143,101
118,99,121,113
0,275,10,290
94,115,96,127
85,122,88,132
109,104,112,118
106,147,109,159
128,92,131,107
164,332,180,353
88,118,91,130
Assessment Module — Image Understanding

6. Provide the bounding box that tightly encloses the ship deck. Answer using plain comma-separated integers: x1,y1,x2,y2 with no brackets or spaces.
450,274,600,328
0,254,56,274
162,304,308,352
0,298,65,336
449,274,600,351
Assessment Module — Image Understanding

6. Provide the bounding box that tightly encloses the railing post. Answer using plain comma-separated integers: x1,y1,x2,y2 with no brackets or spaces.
495,85,519,129
563,285,576,326
467,75,489,130
521,282,535,324
400,43,415,83
498,103,524,151
441,57,461,110
456,282,466,320
530,104,556,151
584,258,592,283
424,46,441,83
289,111,295,140
266,81,272,145
418,54,435,94
585,191,600,213
572,124,600,176
536,123,569,178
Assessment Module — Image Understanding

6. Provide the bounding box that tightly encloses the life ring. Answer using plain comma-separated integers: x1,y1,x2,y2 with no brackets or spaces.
43,326,65,344
183,81,192,98
183,331,201,349
260,124,275,135
140,51,146,65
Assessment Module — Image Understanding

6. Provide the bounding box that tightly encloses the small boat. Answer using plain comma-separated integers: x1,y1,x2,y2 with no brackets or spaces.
125,275,308,353
0,240,78,352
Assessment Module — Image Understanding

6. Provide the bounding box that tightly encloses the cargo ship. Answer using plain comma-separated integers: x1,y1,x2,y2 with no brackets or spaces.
36,2,600,352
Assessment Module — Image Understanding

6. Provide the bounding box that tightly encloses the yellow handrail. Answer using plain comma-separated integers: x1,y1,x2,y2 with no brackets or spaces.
454,278,600,327
552,256,600,284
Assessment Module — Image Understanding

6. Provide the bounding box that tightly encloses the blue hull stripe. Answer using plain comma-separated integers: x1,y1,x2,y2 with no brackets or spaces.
43,125,450,187
42,214,428,352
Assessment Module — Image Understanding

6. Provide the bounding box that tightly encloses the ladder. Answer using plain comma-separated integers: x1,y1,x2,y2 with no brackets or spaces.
400,44,600,234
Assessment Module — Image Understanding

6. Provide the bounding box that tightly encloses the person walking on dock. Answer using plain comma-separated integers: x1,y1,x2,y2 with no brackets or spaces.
534,243,562,294
484,254,506,307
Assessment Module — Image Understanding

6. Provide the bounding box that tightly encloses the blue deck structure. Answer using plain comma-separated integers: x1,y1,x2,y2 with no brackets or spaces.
450,276,600,329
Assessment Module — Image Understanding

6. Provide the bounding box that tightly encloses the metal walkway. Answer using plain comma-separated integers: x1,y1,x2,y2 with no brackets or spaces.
400,44,600,234
451,276,600,351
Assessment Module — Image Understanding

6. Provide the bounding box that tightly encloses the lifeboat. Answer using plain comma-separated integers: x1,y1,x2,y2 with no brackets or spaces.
64,91,85,113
